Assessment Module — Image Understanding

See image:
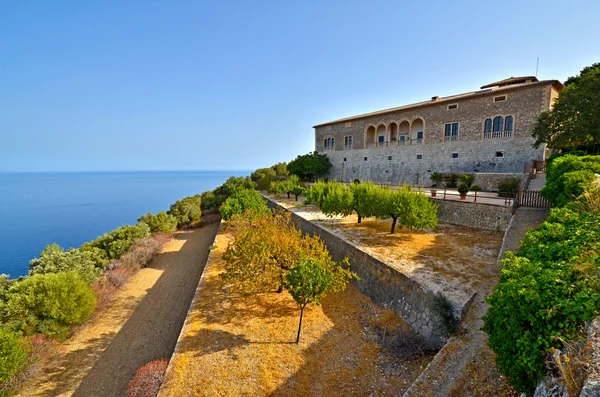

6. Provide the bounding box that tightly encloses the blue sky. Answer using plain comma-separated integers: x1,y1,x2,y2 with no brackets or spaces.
1,0,598,172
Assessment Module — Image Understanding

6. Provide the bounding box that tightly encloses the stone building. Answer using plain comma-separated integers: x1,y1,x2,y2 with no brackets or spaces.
314,76,563,187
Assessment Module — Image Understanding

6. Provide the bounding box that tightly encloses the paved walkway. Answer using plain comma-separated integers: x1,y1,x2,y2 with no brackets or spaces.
527,171,547,191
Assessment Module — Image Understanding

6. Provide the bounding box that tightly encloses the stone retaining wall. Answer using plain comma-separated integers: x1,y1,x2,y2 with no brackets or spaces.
265,197,463,350
434,199,513,231
472,172,527,191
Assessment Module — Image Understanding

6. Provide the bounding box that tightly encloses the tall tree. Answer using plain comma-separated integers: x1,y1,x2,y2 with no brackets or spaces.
287,152,332,181
532,63,600,152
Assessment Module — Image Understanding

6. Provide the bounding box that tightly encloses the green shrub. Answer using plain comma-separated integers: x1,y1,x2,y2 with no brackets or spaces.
82,223,151,261
4,272,97,337
542,154,600,206
498,178,520,197
220,189,271,220
212,177,257,207
168,195,202,226
250,168,277,190
269,175,306,201
200,190,219,211
483,207,600,394
471,185,482,192
0,329,30,383
446,174,458,188
459,174,474,187
138,211,178,234
457,183,469,195
305,181,333,207
430,172,442,187
271,162,288,176
29,244,102,284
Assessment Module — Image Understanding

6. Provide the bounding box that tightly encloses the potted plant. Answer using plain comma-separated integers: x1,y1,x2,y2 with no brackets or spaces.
458,183,469,200
430,172,442,197
430,186,437,197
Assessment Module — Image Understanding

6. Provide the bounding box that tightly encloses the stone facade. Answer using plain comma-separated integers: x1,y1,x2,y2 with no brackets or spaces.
314,79,562,185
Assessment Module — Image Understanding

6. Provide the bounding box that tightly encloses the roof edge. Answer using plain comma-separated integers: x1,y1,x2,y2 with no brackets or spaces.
313,79,562,128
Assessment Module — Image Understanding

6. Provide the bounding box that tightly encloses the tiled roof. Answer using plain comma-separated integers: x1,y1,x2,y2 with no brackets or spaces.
480,76,538,89
313,79,563,128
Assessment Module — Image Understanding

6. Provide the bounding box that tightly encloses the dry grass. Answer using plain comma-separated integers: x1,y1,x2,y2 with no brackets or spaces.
449,343,517,397
160,232,433,397
272,195,504,304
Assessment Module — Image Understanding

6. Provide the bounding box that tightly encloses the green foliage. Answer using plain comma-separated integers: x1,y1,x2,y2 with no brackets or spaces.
287,152,332,181
220,189,271,220
471,185,482,192
457,183,469,195
498,178,520,197
29,244,102,285
541,154,600,206
375,186,438,233
320,181,380,224
483,207,600,394
82,223,151,261
167,195,202,226
533,63,600,152
459,174,474,187
430,172,442,186
269,175,306,201
0,328,30,383
138,211,178,234
4,272,97,337
271,162,288,176
251,167,277,190
349,182,380,223
446,173,458,188
284,258,334,343
305,181,333,207
200,190,218,211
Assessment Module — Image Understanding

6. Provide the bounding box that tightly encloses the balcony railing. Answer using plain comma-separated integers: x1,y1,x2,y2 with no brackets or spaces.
344,144,353,150
484,129,513,139
366,139,423,148
322,145,334,150
444,135,458,142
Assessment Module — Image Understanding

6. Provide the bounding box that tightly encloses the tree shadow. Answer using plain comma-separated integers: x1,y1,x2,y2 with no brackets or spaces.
176,329,250,359
37,223,220,397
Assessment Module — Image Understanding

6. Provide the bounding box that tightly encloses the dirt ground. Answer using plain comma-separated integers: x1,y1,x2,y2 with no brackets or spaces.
20,222,219,397
159,231,434,397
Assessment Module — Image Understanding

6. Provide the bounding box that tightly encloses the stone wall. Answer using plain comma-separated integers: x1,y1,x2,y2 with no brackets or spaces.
265,197,462,350
472,172,527,191
434,199,513,231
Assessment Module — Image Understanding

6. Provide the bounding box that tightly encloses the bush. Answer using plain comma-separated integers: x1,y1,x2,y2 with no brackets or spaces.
250,167,277,191
483,207,600,394
167,195,202,226
459,174,474,187
446,173,458,188
430,172,442,187
4,272,97,337
28,244,102,285
457,183,469,195
271,162,288,176
305,181,332,207
498,178,520,197
0,329,30,383
542,154,600,206
220,189,271,220
82,223,151,261
471,185,482,192
119,236,163,269
138,212,178,234
127,358,169,397
212,177,257,207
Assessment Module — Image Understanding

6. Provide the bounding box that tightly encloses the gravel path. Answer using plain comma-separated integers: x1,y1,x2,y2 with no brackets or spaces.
22,223,219,397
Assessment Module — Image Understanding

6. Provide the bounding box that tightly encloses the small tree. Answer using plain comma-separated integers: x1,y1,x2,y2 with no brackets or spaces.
287,152,332,181
459,174,474,188
269,175,305,201
305,180,332,207
430,172,442,187
350,182,379,223
376,186,438,234
284,258,333,343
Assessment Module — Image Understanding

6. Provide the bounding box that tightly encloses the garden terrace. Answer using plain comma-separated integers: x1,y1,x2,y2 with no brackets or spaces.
267,195,504,316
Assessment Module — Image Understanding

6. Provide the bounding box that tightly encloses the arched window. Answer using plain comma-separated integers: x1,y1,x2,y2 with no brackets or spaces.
493,116,504,132
504,116,513,131
484,118,492,133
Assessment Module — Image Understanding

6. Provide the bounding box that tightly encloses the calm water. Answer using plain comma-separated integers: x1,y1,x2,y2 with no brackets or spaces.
0,171,247,278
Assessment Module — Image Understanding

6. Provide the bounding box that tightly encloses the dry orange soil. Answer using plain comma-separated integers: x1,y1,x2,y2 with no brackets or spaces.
159,231,433,397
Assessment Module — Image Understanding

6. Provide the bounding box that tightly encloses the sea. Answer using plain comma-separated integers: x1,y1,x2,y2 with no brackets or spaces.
0,171,248,278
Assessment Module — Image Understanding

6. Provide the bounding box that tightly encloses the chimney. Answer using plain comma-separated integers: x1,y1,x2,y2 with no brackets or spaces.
431,96,439,101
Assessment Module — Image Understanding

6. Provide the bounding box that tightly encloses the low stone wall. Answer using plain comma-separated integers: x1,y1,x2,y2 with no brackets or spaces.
434,199,513,231
265,197,461,350
472,172,527,192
